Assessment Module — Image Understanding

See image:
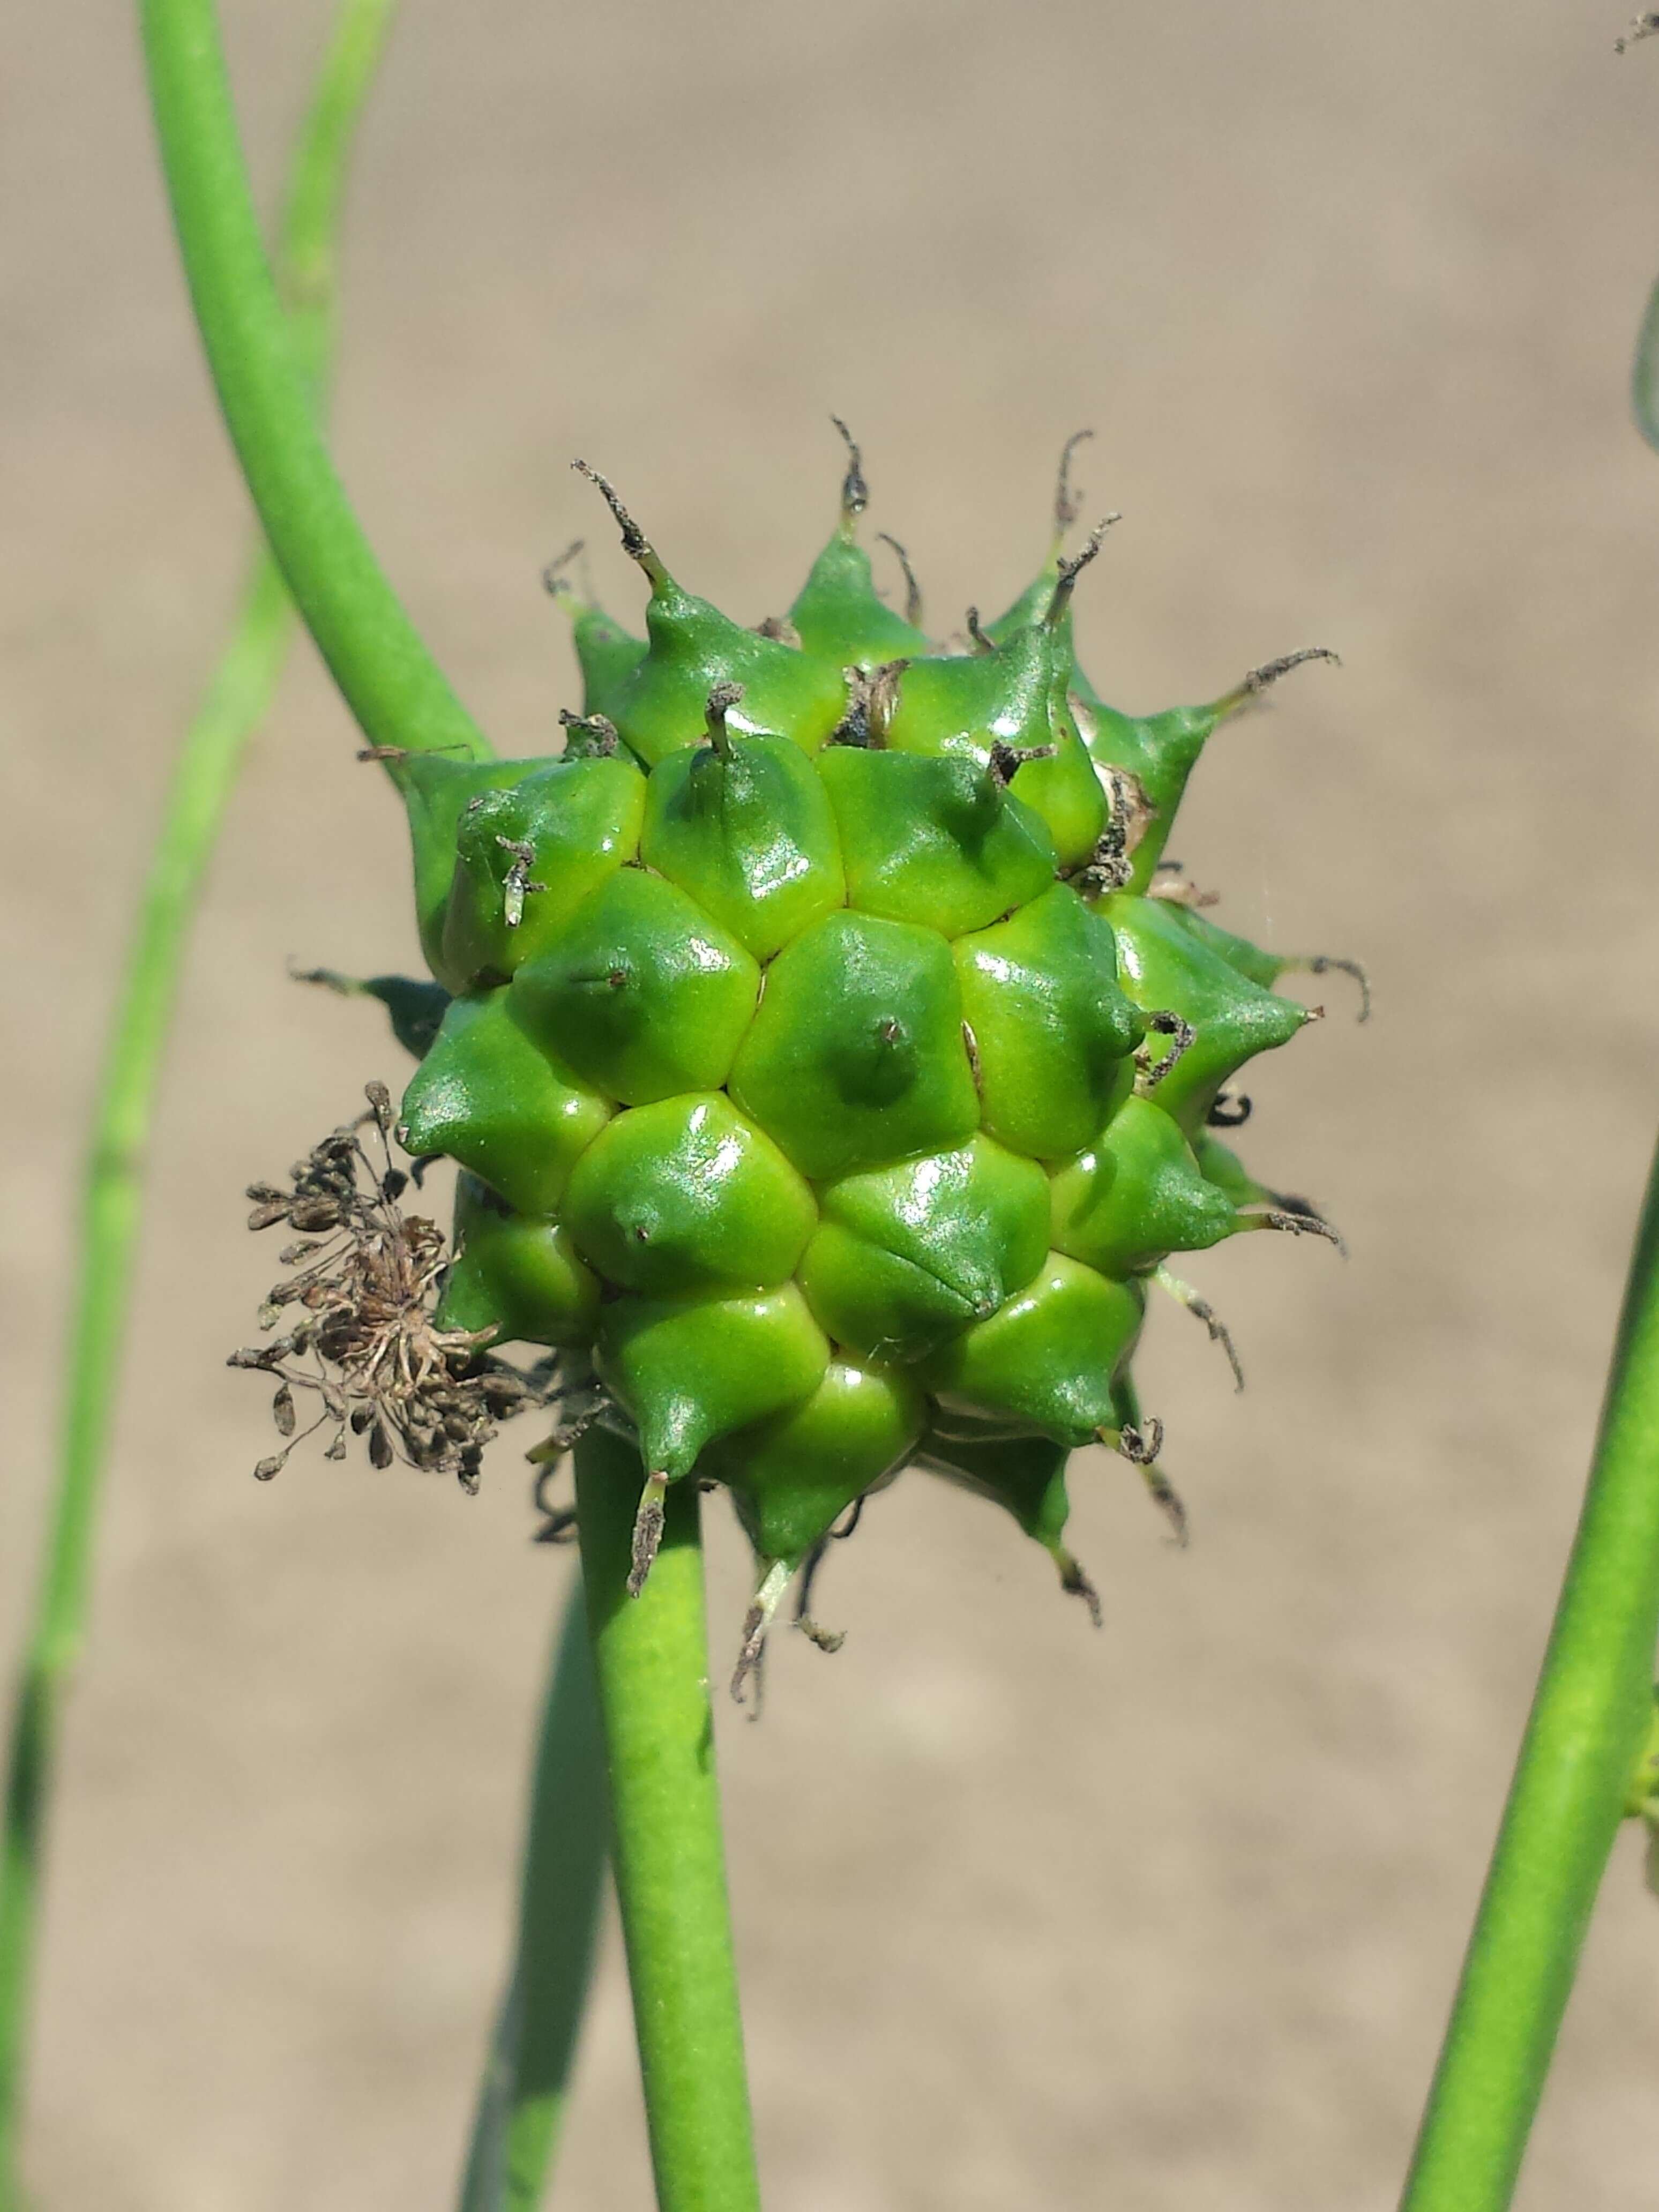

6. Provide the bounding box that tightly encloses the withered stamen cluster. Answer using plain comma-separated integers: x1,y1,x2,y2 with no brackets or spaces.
229,1083,549,1492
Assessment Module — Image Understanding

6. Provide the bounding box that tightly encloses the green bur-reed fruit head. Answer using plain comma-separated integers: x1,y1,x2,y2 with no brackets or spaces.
255,427,1359,1697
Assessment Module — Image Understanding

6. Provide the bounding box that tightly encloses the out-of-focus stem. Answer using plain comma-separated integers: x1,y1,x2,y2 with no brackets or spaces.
0,6,399,2198
459,1581,608,2211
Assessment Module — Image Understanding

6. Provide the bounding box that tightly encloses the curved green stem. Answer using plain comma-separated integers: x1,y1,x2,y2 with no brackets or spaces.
0,8,398,2198
574,1432,761,2212
459,1581,609,2212
1399,1137,1659,2211
140,0,490,763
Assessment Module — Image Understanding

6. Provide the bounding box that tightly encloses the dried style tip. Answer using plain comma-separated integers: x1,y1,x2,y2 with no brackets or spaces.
704,680,745,755
1135,1010,1197,1091
230,1088,549,1491
1216,645,1341,717
987,738,1057,786
1206,1090,1252,1128
1114,1415,1164,1466
1245,1207,1348,1257
830,415,869,522
1053,428,1096,538
1102,1416,1187,1544
627,1470,670,1597
1140,1463,1190,1546
540,539,586,597
1291,953,1371,1023
875,532,924,629
558,707,621,759
963,607,997,655
1155,1267,1246,1393
1045,513,1120,626
730,1559,791,1705
1056,1549,1104,1628
571,459,668,585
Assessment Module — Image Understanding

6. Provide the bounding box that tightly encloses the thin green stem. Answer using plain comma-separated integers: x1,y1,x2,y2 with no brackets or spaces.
574,1431,761,2212
1399,1135,1659,2211
140,0,489,763
459,1580,609,2212
0,8,398,2199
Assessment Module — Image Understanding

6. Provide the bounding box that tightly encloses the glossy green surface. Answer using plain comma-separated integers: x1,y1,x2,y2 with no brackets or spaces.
714,1359,925,1568
728,911,979,1180
1050,1095,1238,1278
955,884,1143,1159
641,729,845,960
921,1253,1145,1448
399,989,610,1215
438,1172,601,1347
1104,889,1311,1134
788,529,931,668
563,1093,816,1298
818,747,1057,936
511,869,759,1106
440,753,646,988
597,1286,831,1481
610,572,848,767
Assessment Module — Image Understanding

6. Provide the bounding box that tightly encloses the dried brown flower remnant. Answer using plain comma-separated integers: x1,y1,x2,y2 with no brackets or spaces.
229,1083,547,1492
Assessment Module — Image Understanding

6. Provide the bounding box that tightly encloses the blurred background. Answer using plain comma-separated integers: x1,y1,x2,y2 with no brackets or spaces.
6,1,1659,2205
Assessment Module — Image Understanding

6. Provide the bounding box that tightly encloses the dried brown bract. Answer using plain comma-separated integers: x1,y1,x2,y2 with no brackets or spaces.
230,1083,549,1493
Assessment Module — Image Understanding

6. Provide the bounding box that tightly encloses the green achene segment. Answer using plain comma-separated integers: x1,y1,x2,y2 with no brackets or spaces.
788,530,931,668
712,1360,925,1570
798,1139,1051,1362
1104,891,1312,1134
399,990,610,1215
818,748,1057,936
392,753,556,985
879,618,1105,868
641,730,846,960
728,911,979,1181
373,450,1342,1638
510,870,759,1106
598,1287,831,1481
563,1093,816,1298
1074,698,1223,888
1051,1096,1238,1277
608,567,848,767
920,1254,1145,1448
439,1174,601,1348
441,754,646,988
955,884,1144,1160
559,589,646,723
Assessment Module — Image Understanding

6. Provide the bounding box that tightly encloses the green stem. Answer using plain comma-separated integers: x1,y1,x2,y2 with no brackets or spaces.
1399,1136,1659,2211
459,1581,609,2212
139,0,490,763
574,1431,761,2212
0,6,398,2198
1633,272,1659,456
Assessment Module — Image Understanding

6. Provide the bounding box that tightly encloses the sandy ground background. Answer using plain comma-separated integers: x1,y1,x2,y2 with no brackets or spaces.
8,1,1659,2206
